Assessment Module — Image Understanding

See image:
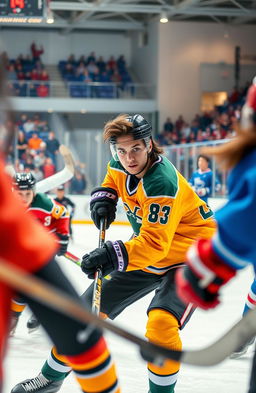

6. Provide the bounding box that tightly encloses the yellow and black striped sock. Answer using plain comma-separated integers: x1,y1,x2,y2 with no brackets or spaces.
65,336,121,393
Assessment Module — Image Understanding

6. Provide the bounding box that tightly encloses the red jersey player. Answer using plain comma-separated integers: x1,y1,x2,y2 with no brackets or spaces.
10,172,70,334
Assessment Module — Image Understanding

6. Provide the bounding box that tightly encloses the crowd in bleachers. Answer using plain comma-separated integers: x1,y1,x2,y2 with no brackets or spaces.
8,114,58,180
157,82,250,146
2,42,50,98
7,114,87,194
58,52,133,98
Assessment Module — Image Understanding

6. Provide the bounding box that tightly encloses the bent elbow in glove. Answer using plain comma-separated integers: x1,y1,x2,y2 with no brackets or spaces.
81,240,128,279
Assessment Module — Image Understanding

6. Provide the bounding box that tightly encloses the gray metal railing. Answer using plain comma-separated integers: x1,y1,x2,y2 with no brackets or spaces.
7,79,155,99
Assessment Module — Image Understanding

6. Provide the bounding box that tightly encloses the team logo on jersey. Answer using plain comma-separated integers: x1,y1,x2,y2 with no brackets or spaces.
123,203,142,224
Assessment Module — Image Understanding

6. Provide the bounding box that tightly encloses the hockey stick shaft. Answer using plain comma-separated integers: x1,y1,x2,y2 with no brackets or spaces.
64,251,81,266
1,258,256,366
92,217,107,315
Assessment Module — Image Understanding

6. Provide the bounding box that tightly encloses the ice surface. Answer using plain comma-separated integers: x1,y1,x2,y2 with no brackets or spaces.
3,224,254,393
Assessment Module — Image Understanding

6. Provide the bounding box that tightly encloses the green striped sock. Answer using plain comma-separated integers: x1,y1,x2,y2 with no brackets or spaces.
42,361,70,381
149,380,176,393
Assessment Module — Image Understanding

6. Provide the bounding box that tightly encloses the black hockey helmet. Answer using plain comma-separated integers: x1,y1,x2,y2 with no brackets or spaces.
13,172,36,190
109,114,152,144
109,114,152,160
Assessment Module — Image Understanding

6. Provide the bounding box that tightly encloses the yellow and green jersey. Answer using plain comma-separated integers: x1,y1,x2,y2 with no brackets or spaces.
102,155,216,274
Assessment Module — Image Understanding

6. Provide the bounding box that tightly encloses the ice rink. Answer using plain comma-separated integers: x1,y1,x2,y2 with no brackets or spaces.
4,223,254,393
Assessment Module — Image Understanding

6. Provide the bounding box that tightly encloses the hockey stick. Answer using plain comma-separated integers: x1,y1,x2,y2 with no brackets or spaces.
1,258,256,366
64,251,81,266
92,217,106,315
63,251,111,282
36,145,75,193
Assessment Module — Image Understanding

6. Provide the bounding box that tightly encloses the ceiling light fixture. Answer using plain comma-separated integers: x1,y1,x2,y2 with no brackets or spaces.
160,13,168,23
46,9,54,24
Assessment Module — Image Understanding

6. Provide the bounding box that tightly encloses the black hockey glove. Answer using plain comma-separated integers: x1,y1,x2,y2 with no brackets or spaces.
90,187,118,229
81,240,128,279
56,233,69,256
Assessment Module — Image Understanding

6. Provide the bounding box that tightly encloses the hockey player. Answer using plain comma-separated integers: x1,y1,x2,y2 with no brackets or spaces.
10,172,70,335
189,154,221,204
15,114,216,393
176,77,256,392
54,185,76,240
0,88,120,393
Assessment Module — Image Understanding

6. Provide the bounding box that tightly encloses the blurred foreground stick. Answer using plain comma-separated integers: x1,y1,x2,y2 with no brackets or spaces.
1,258,256,367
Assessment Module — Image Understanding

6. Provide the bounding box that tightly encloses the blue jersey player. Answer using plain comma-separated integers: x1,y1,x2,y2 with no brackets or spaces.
176,76,256,393
189,154,220,203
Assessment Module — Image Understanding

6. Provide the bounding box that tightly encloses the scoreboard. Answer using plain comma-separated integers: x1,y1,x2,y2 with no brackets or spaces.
0,0,46,23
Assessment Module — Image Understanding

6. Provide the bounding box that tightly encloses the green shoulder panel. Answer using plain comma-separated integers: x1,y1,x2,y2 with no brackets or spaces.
109,158,126,172
32,193,54,212
143,156,178,198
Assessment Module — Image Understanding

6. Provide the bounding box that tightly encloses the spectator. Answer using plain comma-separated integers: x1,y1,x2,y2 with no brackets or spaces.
23,118,35,134
28,133,44,155
28,83,37,97
175,115,185,132
70,170,87,194
107,55,116,71
46,131,60,167
117,55,126,71
31,42,44,61
14,158,24,172
7,82,19,96
7,64,16,80
163,117,174,133
87,51,96,63
42,157,55,178
33,151,46,169
31,69,40,81
24,155,35,171
17,114,28,128
39,69,49,81
189,154,220,204
17,131,28,161
36,83,49,97
111,69,121,83
76,62,86,77
17,80,27,97
96,56,106,73
31,166,44,182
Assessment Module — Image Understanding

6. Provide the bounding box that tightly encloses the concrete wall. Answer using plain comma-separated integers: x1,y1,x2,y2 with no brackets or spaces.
157,22,256,125
1,29,131,64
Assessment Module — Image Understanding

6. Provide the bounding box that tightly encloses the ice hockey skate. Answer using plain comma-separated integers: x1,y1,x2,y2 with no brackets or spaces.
230,338,255,359
27,314,41,333
11,373,64,393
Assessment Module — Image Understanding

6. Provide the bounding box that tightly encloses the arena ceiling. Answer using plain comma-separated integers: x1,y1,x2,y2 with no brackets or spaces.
47,0,256,31
0,0,255,30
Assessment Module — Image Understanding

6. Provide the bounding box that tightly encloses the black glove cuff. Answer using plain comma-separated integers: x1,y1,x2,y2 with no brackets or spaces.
90,187,118,207
104,240,128,272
